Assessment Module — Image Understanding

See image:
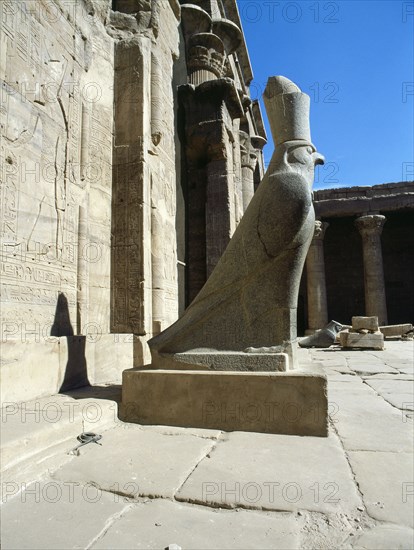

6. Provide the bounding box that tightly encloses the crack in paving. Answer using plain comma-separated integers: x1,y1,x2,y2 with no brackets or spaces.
361,379,412,418
176,496,292,516
328,420,373,522
85,502,134,549
173,433,224,499
117,421,223,441
135,427,222,441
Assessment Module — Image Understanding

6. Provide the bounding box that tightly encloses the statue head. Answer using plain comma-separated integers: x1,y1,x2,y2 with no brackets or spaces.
274,140,325,185
263,76,324,185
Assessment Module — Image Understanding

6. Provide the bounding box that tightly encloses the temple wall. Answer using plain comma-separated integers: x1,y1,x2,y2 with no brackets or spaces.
1,0,266,402
1,0,114,337
1,0,119,401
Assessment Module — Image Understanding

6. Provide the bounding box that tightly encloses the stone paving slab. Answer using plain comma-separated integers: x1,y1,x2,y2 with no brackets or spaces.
374,342,414,372
327,373,359,382
362,373,414,380
394,364,414,375
347,451,414,528
1,393,119,472
345,361,398,376
328,379,413,451
309,357,348,369
51,424,216,498
379,394,414,411
310,349,401,376
137,424,223,440
0,480,129,550
1,438,82,498
91,498,300,550
351,524,414,550
2,343,414,549
364,379,414,410
176,431,362,515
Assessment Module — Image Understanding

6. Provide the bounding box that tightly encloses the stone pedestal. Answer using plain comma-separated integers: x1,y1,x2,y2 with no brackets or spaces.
121,365,328,436
150,351,289,371
306,221,329,331
355,215,388,325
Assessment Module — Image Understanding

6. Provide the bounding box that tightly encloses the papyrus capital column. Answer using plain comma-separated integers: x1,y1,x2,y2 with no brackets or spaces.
187,32,226,85
239,131,258,211
355,214,388,325
306,220,329,331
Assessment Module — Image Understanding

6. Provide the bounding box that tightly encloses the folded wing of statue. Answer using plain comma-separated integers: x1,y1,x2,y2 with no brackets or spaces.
149,76,325,369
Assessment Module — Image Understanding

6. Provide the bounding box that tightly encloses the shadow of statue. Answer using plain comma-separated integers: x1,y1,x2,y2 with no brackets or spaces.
52,293,90,392
51,292,74,337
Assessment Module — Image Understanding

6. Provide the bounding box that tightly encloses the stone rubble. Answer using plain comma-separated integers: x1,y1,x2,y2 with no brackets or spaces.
339,316,385,350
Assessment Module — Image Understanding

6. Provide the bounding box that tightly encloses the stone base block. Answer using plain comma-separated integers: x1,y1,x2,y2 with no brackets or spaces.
1,334,145,403
340,330,384,350
352,316,379,331
380,324,413,337
152,351,288,371
121,366,328,436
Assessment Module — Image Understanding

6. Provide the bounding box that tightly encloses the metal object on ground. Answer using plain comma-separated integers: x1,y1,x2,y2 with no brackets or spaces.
68,432,102,455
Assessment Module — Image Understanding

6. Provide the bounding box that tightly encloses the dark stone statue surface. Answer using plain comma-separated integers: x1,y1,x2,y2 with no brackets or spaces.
149,76,324,368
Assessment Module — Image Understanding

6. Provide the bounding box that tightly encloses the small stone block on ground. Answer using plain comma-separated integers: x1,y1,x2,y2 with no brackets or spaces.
121,367,328,436
340,329,384,350
380,323,413,337
352,316,379,332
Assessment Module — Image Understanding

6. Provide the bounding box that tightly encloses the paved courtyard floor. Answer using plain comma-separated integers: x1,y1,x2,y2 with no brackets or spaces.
1,341,413,549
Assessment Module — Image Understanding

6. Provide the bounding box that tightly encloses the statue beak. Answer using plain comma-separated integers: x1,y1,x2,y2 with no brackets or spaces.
313,153,325,166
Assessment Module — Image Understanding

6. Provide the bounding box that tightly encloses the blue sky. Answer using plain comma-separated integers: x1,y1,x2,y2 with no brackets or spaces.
238,0,414,189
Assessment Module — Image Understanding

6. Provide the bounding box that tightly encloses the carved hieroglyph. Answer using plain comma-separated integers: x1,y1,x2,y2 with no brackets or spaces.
1,0,114,337
149,76,324,367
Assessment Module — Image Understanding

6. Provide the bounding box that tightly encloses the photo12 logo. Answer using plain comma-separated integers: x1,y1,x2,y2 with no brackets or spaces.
201,481,340,505
1,481,140,504
239,1,340,24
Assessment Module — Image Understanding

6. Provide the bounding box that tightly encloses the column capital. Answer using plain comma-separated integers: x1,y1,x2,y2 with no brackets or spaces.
187,32,226,85
239,131,258,171
355,214,386,237
312,220,329,242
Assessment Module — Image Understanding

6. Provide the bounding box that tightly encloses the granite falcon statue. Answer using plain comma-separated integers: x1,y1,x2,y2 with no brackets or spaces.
149,76,325,368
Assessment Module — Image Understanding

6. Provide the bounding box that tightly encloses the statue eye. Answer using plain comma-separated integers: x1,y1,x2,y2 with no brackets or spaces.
306,147,313,154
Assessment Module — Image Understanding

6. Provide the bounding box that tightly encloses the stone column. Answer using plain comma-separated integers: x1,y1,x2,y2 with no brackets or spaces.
111,36,153,335
151,52,163,146
239,131,258,212
355,214,388,325
151,208,165,336
206,157,233,277
306,220,329,332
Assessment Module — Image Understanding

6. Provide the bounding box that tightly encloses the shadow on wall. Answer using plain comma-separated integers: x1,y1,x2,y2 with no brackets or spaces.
51,293,90,393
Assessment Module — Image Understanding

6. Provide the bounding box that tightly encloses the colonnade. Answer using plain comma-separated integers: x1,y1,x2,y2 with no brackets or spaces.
305,214,388,330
